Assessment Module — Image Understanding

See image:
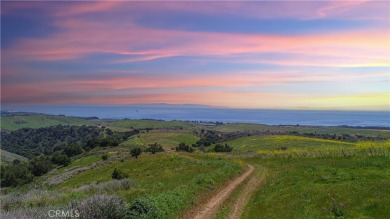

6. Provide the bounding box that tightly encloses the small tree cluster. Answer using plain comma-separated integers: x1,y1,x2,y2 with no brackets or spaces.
214,144,233,152
51,152,71,166
0,163,33,187
145,143,164,154
175,143,194,153
131,148,142,158
63,144,83,157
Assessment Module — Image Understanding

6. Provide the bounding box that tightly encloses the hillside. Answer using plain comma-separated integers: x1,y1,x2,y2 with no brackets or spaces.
0,149,28,165
1,113,97,131
1,115,390,218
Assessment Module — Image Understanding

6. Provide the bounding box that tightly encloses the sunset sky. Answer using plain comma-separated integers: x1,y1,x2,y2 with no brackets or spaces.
1,1,389,110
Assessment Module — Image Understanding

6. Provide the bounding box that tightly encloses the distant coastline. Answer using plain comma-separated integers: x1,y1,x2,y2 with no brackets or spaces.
2,104,389,128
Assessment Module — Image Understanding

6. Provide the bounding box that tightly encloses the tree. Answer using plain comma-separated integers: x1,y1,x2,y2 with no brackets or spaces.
112,168,129,180
1,163,33,187
131,148,142,158
146,143,164,154
101,153,109,161
175,143,194,153
214,144,233,152
51,152,71,166
63,144,83,157
30,156,54,176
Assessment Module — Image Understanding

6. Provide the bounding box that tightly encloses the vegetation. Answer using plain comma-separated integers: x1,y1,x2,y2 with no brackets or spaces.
213,144,233,152
112,168,129,180
145,143,164,154
0,163,33,187
1,113,96,131
176,143,194,153
242,157,390,218
130,148,142,158
1,113,389,218
0,125,102,158
0,149,28,166
51,152,71,166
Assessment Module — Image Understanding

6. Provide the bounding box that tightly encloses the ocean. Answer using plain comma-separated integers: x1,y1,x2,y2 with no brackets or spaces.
2,105,389,127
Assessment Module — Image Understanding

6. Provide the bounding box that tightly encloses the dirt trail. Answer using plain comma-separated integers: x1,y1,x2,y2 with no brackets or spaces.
228,169,267,219
191,164,254,219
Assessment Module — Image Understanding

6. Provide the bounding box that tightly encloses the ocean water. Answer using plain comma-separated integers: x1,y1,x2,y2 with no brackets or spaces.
2,105,389,127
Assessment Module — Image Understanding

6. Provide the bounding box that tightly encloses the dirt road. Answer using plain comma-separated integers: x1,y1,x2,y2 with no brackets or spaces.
191,164,255,219
228,168,267,219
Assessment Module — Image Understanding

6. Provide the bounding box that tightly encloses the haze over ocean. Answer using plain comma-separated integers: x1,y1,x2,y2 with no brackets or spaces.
3,105,389,127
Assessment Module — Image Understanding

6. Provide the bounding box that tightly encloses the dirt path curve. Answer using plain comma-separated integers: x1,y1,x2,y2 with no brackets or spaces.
228,168,267,219
192,164,255,219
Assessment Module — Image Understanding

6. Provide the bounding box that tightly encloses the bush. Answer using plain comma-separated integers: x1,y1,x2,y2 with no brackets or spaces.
30,156,54,176
127,197,158,219
63,144,83,157
76,195,128,219
75,178,138,193
112,168,129,180
214,144,233,152
51,152,71,166
101,153,109,161
0,163,33,187
145,143,164,154
175,143,194,153
131,148,142,158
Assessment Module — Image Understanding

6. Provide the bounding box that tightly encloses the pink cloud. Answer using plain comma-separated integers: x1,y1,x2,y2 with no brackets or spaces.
5,21,388,67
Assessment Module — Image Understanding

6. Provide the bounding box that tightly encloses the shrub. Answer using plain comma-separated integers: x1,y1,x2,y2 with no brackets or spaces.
175,143,194,153
145,143,164,154
101,153,109,161
63,144,83,157
0,164,33,187
75,178,138,193
127,197,158,219
214,144,233,152
30,156,54,176
76,195,128,219
51,152,71,166
112,168,129,180
131,148,142,158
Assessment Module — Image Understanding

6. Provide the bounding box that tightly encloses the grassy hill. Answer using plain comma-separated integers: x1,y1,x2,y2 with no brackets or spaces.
222,135,354,154
1,114,96,131
120,130,200,150
213,123,390,137
109,119,202,130
243,157,390,218
0,149,28,165
1,116,390,218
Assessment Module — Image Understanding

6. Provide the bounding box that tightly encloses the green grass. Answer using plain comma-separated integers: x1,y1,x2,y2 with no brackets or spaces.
223,135,353,154
1,115,96,131
0,149,28,165
57,154,102,173
120,130,200,150
242,157,390,219
213,123,390,137
51,153,242,218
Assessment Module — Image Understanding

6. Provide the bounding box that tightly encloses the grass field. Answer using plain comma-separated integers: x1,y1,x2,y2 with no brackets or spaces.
2,115,390,218
120,130,200,150
1,115,96,131
2,151,242,219
242,157,390,219
222,135,353,154
0,149,28,165
213,123,390,137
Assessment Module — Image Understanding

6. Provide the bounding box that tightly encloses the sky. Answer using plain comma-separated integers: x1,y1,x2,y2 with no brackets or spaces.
1,1,389,110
